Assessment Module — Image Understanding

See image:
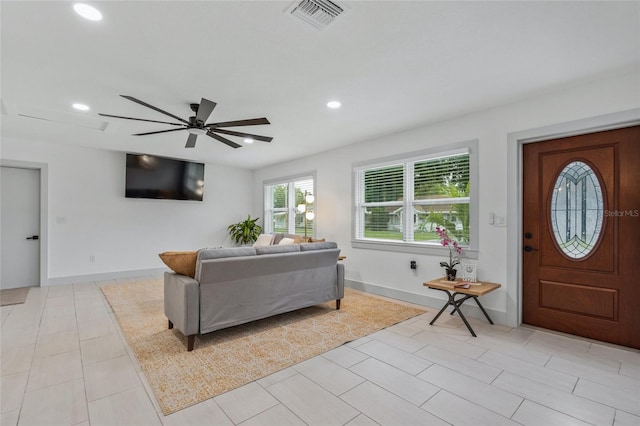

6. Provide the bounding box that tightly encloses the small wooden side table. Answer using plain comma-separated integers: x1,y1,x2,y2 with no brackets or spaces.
423,278,501,337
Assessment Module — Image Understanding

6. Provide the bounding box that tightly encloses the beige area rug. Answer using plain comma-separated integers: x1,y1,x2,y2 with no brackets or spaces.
101,278,426,415
0,287,30,306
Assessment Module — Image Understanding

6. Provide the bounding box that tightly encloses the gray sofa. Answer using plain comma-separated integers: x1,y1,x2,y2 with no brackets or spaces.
164,242,344,351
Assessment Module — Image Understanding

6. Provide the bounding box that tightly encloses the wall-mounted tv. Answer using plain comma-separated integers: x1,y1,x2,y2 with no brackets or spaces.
125,153,205,201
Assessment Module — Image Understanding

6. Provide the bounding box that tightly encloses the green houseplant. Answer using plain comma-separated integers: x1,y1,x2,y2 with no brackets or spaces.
227,215,262,245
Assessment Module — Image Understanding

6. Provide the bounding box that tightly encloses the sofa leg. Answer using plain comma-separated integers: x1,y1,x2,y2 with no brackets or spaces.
168,320,173,329
187,335,195,351
336,299,341,310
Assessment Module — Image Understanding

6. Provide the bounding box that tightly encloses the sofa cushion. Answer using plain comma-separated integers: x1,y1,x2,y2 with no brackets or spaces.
159,251,198,278
299,241,338,251
255,244,301,255
197,247,257,261
195,247,257,282
278,238,296,245
253,233,274,247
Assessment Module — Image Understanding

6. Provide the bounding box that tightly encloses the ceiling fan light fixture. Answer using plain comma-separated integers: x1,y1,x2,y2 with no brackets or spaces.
187,128,207,136
72,103,90,111
73,3,103,21
326,100,341,109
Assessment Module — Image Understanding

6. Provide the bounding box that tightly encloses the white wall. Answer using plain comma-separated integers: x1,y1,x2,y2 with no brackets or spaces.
1,139,253,283
252,69,640,325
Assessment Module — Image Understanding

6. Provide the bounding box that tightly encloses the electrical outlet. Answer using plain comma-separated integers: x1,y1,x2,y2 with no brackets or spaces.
89,255,95,263
410,260,417,270
495,215,506,226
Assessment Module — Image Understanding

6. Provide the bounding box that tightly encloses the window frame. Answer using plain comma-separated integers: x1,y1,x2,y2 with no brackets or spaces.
352,140,478,258
263,172,316,236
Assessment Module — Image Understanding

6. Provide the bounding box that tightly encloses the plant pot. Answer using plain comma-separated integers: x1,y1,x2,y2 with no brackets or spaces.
446,269,457,281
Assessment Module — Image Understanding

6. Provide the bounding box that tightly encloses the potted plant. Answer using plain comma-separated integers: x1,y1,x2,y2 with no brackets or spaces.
227,215,262,245
436,226,462,281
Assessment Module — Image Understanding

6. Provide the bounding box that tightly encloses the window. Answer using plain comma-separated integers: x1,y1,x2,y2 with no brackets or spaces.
264,174,315,237
353,141,477,254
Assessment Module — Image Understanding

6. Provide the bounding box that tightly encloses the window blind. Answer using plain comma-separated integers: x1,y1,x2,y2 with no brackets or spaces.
354,150,471,245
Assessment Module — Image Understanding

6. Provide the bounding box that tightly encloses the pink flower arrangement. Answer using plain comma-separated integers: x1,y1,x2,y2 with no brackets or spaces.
436,226,462,271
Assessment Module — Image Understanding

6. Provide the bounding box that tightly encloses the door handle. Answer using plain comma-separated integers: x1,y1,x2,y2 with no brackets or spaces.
26,235,39,240
524,245,538,252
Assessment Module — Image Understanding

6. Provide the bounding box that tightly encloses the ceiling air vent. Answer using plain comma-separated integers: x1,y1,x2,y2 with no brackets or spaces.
286,0,346,30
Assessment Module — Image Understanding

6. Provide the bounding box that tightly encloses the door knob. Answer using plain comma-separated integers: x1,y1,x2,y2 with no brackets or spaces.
524,245,538,252
26,235,39,240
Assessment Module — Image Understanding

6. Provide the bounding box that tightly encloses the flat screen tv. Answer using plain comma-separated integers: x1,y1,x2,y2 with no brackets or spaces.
125,153,205,201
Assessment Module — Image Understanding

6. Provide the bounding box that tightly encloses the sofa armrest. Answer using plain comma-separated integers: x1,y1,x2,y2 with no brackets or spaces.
164,272,199,337
336,262,345,299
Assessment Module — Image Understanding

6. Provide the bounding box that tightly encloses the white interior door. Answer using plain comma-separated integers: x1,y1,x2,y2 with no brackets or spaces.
1,166,41,289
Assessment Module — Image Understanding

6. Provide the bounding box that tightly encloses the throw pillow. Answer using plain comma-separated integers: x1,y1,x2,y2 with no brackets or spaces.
158,251,197,278
253,233,274,247
278,237,295,245
273,233,305,245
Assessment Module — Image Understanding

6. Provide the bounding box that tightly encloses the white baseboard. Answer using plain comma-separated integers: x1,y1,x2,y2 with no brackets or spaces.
46,267,167,286
345,279,507,326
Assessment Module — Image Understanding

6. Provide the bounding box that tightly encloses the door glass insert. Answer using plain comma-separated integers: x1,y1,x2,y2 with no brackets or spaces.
550,161,603,259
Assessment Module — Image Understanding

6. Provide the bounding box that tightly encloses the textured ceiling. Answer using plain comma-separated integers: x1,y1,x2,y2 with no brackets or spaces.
1,1,638,169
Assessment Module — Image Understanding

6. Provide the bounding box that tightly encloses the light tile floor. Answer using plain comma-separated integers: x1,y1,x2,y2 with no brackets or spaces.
1,276,639,426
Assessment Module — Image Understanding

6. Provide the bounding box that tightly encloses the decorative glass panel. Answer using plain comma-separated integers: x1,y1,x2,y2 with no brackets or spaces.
550,161,603,259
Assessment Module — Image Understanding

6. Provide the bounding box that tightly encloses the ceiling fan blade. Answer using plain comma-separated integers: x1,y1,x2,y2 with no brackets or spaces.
132,127,186,136
120,95,190,125
205,118,270,128
195,98,216,123
212,128,273,143
98,113,184,126
206,130,242,148
185,133,197,148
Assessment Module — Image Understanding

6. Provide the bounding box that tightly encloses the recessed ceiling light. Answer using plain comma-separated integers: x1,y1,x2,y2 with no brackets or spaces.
72,103,90,111
73,3,103,21
243,138,254,144
326,100,341,109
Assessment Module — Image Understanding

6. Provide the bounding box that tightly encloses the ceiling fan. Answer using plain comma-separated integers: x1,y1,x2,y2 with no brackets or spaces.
99,95,272,149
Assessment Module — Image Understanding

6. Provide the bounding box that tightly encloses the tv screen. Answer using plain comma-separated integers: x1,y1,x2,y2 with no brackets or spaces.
125,153,205,201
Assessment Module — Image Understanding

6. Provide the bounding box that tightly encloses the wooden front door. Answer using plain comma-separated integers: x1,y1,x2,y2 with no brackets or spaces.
522,125,640,349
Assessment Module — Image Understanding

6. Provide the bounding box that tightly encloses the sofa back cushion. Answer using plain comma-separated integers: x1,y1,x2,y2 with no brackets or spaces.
195,247,257,281
299,241,338,251
198,248,340,287
255,244,301,255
